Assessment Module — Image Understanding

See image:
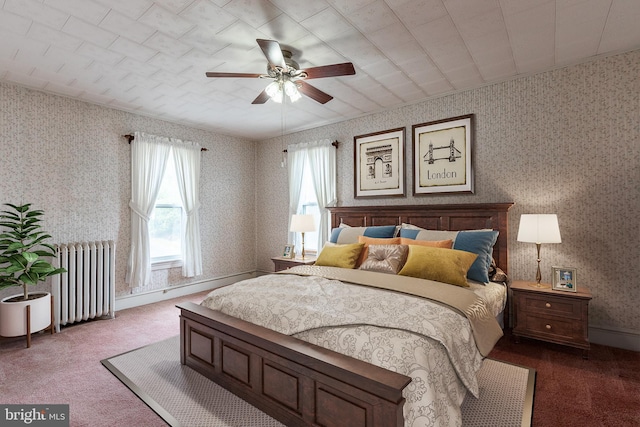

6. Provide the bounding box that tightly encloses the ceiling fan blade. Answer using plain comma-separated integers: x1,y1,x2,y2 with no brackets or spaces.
251,89,270,105
257,39,287,70
206,72,263,78
298,81,333,104
302,63,356,79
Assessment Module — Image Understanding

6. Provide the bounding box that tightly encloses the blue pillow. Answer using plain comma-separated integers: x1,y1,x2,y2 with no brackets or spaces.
453,230,499,283
330,225,397,244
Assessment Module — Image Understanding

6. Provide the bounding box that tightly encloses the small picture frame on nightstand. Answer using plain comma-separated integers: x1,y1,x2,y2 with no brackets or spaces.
283,244,295,259
552,266,577,292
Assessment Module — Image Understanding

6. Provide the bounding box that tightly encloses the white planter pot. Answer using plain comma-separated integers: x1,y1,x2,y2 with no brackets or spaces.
0,292,51,337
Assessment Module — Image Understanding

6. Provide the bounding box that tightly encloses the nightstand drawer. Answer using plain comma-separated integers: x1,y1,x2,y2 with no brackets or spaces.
517,293,583,319
519,313,579,341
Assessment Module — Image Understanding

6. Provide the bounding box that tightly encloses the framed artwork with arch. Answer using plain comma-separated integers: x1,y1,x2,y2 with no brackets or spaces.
354,127,406,198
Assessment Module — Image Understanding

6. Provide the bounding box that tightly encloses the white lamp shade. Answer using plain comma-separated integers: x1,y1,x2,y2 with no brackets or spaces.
517,214,562,244
290,214,316,232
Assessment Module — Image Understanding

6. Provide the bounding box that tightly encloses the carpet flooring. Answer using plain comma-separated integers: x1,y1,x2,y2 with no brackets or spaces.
2,292,638,426
103,336,536,427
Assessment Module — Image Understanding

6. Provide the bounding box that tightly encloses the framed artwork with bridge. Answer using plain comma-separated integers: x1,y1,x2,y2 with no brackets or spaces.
412,114,474,195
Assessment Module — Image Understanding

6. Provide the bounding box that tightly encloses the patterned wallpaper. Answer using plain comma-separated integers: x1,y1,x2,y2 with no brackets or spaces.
0,82,257,299
0,50,637,338
257,50,640,335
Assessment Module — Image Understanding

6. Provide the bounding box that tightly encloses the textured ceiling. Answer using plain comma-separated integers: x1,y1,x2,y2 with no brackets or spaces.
1,0,639,140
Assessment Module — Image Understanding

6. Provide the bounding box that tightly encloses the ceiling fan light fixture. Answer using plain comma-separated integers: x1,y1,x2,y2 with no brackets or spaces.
265,81,283,103
206,39,355,105
284,80,302,102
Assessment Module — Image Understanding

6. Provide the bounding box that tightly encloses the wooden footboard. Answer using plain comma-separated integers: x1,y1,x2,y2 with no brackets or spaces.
178,302,411,427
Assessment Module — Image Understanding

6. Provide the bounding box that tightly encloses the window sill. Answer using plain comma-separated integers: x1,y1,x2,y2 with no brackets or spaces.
152,259,182,270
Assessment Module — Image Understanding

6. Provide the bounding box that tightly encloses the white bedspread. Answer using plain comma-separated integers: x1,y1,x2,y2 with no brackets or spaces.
201,271,492,427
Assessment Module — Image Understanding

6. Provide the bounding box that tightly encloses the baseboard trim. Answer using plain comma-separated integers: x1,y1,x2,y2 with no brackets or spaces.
590,325,640,352
115,271,256,311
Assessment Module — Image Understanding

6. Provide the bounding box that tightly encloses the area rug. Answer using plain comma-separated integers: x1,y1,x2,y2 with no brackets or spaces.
102,336,535,427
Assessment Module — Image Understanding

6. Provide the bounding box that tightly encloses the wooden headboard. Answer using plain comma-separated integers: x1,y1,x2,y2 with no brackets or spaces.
329,203,514,274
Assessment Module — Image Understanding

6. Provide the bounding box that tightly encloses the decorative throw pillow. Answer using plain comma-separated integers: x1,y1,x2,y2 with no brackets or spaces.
399,227,459,242
329,225,397,244
489,257,509,283
315,243,365,269
399,237,453,249
357,236,401,266
398,245,478,287
359,244,408,274
452,230,499,283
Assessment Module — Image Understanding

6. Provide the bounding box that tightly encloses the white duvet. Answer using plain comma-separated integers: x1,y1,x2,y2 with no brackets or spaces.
201,272,490,427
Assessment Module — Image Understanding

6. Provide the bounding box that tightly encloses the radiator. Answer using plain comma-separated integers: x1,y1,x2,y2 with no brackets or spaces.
51,241,116,332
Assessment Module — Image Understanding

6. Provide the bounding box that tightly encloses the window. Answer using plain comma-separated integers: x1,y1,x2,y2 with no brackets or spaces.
287,140,336,260
127,132,203,287
149,159,182,266
295,160,320,254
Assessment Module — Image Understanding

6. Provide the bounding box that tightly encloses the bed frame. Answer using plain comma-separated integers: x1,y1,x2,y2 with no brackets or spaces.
178,203,513,427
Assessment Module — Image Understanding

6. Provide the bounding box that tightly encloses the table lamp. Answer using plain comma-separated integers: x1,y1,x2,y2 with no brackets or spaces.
290,214,316,259
517,214,561,288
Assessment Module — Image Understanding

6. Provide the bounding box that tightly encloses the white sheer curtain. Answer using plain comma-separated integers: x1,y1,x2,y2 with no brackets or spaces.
286,144,307,244
172,141,203,277
126,132,203,287
126,132,171,287
306,140,337,249
287,139,336,248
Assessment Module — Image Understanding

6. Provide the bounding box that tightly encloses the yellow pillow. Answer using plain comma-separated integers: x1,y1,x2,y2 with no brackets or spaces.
357,236,401,266
398,245,477,287
315,243,365,269
399,237,452,249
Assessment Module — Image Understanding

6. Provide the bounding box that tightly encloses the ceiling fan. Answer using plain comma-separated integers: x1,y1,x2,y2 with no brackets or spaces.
205,39,356,105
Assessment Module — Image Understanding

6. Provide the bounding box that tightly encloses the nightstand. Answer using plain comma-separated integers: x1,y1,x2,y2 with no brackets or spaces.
511,280,592,359
271,256,317,272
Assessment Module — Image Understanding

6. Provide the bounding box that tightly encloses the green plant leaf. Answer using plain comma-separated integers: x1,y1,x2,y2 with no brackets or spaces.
22,252,39,263
0,277,21,289
9,254,27,268
29,261,55,274
49,267,67,275
12,204,30,213
7,242,25,251
1,265,24,274
18,271,38,285
32,235,52,245
41,243,56,251
34,250,56,258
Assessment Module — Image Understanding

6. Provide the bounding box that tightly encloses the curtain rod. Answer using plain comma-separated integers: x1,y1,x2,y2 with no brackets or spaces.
282,140,339,153
122,134,209,151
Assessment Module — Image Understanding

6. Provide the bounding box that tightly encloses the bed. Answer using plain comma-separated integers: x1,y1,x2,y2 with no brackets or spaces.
178,203,513,427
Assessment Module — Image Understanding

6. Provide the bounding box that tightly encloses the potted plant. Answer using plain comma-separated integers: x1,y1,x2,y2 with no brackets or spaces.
0,203,66,339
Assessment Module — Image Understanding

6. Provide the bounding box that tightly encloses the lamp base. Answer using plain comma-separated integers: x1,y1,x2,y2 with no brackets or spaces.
528,281,551,289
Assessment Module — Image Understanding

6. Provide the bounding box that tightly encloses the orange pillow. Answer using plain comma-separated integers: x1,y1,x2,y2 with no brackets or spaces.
399,237,452,249
357,236,401,266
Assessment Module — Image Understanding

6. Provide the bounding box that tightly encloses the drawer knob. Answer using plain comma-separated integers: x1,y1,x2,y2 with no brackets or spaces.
545,302,551,308
545,324,552,330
